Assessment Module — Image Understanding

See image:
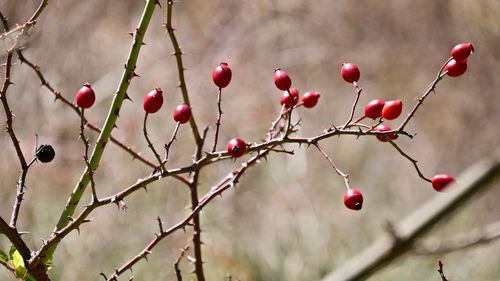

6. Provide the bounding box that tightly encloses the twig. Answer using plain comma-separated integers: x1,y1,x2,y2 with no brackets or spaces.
165,0,202,145
313,142,350,190
143,113,166,172
437,260,449,281
342,81,363,128
212,87,223,152
386,139,432,182
174,245,190,281
164,122,181,163
268,104,286,140
80,109,98,202
397,58,452,132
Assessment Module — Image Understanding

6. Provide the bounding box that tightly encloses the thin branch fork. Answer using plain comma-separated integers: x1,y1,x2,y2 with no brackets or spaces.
437,260,449,281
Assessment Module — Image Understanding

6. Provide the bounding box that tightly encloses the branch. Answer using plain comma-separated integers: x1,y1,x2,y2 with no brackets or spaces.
165,0,202,145
174,245,190,281
320,148,500,281
437,260,449,281
342,81,362,128
212,87,223,152
143,113,166,172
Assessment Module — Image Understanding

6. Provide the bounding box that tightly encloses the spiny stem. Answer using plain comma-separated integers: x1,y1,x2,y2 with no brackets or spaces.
342,81,363,128
143,113,166,172
212,87,223,152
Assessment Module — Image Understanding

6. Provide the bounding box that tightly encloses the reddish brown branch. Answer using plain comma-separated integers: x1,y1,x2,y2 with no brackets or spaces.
342,81,363,128
174,245,190,281
212,87,223,152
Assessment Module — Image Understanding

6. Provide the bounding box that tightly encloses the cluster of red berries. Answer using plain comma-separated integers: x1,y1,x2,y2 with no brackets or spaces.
143,88,192,124
340,43,473,209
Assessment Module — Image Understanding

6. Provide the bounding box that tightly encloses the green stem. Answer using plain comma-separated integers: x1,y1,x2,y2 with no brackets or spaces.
46,0,158,261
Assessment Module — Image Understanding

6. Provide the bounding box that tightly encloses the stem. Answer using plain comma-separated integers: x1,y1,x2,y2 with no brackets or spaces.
342,81,363,128
387,139,432,182
212,87,222,152
165,0,202,145
164,122,181,163
48,0,158,261
80,109,98,201
143,113,166,171
314,142,351,190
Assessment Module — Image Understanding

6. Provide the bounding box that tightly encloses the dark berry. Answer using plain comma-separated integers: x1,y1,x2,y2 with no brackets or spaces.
36,144,55,163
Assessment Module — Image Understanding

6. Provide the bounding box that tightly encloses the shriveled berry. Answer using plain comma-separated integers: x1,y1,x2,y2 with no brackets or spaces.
212,62,232,88
344,188,363,210
432,174,456,192
302,91,321,108
382,100,403,120
274,68,292,90
451,43,474,62
143,88,163,114
75,83,96,109
227,138,247,158
279,88,299,108
374,124,397,142
341,63,360,83
35,144,55,163
444,59,467,77
173,103,192,124
364,99,385,119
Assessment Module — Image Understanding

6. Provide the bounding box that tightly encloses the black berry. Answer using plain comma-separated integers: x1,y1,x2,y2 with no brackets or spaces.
36,144,55,163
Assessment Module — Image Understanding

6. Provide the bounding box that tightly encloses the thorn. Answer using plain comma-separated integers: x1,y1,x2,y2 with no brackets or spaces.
128,32,134,37
133,72,140,78
155,0,162,7
124,93,132,101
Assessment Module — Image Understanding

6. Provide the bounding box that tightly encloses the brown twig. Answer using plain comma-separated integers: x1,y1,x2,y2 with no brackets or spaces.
163,121,181,163
165,0,202,145
313,142,351,190
342,81,363,128
80,109,98,202
386,139,432,182
143,113,166,172
174,245,190,281
212,87,223,152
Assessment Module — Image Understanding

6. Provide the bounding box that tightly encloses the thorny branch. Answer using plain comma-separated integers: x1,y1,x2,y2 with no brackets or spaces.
437,260,449,281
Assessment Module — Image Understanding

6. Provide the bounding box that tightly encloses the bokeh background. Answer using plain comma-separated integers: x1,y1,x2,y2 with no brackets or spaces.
1,0,499,280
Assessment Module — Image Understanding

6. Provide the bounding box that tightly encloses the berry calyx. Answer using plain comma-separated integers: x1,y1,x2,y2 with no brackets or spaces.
364,99,385,119
143,88,163,114
444,59,467,77
382,100,403,120
431,174,456,192
226,138,247,158
340,63,360,83
75,83,96,109
35,144,55,163
374,124,397,142
280,88,299,108
274,68,292,90
302,91,321,108
344,188,363,210
173,103,192,124
212,62,232,88
451,43,474,62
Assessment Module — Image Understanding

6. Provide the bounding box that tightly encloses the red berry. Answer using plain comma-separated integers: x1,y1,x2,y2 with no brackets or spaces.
344,188,363,210
212,62,232,88
75,83,96,109
451,43,474,62
274,68,292,90
227,138,247,158
302,91,321,108
444,59,467,77
364,99,385,119
374,124,397,142
431,174,456,192
173,103,191,124
143,88,163,114
279,88,299,108
341,63,360,83
382,100,403,120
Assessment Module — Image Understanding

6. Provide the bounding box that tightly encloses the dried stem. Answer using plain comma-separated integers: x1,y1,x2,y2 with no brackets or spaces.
165,0,202,145
212,87,223,152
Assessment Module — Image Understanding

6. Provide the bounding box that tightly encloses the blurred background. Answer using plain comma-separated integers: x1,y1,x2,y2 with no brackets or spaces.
1,0,499,280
